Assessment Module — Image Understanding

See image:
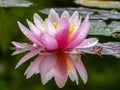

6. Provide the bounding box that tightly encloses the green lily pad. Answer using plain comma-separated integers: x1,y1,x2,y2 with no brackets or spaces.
74,0,120,9
89,20,111,36
90,20,120,38
107,21,120,38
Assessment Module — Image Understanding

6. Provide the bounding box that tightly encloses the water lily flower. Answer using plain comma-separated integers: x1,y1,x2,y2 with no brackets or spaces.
12,9,100,88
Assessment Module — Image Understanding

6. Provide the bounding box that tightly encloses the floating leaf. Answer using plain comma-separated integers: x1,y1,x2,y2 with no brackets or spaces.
89,20,110,36
107,21,120,39
74,0,120,9
40,7,120,20
90,20,120,38
0,0,33,7
98,42,120,58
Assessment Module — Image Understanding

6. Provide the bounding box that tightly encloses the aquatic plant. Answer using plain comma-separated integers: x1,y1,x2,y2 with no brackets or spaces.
12,9,101,88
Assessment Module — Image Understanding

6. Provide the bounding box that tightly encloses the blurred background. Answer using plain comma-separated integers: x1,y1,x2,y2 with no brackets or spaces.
0,0,120,90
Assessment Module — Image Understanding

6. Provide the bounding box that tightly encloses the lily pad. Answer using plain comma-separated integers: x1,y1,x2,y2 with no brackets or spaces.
74,0,120,9
40,7,120,20
0,0,33,7
89,20,111,36
107,21,120,38
98,42,120,58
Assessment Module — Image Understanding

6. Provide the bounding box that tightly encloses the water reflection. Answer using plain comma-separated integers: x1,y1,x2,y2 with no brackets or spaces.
24,52,87,88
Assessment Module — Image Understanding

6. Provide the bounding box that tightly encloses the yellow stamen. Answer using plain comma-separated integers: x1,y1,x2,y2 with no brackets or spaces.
70,24,75,33
53,22,57,28
40,24,44,28
68,24,75,40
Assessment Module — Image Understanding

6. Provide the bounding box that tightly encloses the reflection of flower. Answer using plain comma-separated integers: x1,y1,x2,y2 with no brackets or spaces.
12,9,99,88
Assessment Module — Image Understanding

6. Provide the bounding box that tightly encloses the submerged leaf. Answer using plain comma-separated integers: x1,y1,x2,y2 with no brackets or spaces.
0,0,33,7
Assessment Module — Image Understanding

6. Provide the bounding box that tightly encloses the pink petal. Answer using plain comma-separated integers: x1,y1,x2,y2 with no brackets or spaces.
55,17,70,48
70,17,82,37
67,15,90,48
41,33,58,50
61,10,70,19
67,56,78,84
15,49,39,69
12,49,26,55
76,38,98,48
17,21,43,46
44,19,56,36
12,41,33,49
54,53,68,88
24,55,42,79
69,11,79,25
73,58,88,84
48,9,59,23
33,13,43,29
39,54,57,76
27,19,41,37
11,41,35,55
41,70,54,85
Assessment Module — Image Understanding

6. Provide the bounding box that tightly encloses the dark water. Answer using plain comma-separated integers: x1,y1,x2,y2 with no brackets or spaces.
0,0,120,90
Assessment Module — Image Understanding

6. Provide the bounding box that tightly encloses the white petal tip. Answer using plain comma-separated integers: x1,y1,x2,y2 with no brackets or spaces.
83,76,88,84
17,21,21,25
15,65,18,69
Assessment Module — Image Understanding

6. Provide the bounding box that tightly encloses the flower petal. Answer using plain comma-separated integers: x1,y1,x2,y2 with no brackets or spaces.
12,41,33,49
44,19,56,36
73,59,88,84
15,49,39,69
48,9,59,23
24,55,42,79
56,17,70,48
54,53,68,88
70,17,82,37
61,10,70,19
41,33,58,50
27,19,41,37
67,56,78,84
12,41,35,55
33,13,43,29
17,21,43,46
41,70,54,85
76,38,98,48
67,15,90,48
12,49,26,55
69,11,79,25
39,54,57,76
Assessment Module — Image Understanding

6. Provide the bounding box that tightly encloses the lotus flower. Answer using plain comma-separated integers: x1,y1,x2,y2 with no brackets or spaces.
12,9,100,88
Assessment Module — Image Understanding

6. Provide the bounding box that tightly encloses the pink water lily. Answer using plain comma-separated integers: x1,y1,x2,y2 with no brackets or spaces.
12,9,100,88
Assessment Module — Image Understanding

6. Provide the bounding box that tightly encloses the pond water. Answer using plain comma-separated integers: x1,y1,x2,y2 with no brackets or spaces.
0,0,120,90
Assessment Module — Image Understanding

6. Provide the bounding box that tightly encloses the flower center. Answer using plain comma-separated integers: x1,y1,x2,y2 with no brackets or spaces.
70,24,75,33
53,22,57,28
